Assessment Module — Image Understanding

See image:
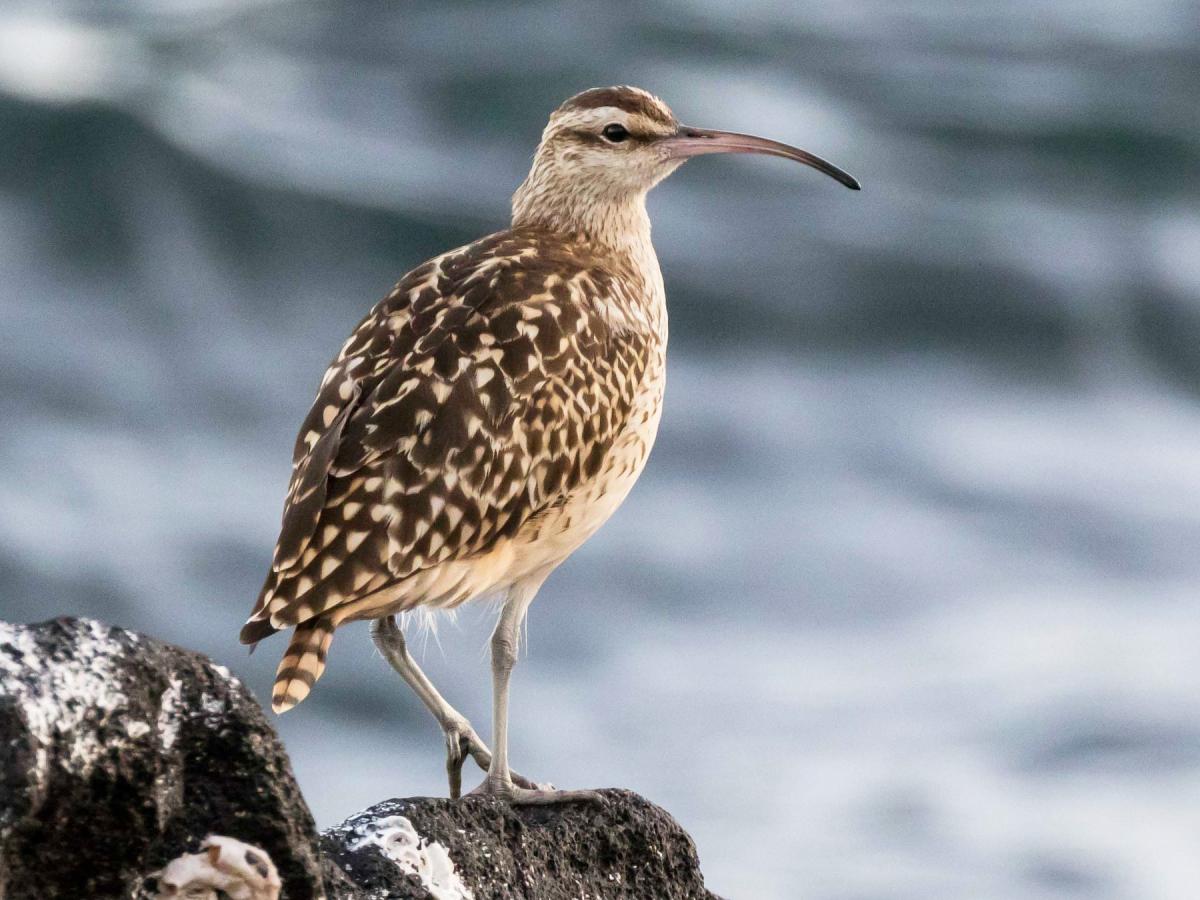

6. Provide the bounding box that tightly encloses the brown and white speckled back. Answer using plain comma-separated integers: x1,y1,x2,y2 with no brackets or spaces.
243,223,667,709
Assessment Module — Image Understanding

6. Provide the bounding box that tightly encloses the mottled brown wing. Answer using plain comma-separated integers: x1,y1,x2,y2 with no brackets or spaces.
241,230,648,641
266,268,411,574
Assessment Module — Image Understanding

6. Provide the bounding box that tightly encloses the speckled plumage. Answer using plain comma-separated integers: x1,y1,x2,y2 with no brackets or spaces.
243,224,667,710
241,85,857,800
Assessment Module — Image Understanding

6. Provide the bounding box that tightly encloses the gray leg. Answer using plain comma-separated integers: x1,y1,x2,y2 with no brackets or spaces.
370,615,536,798
473,576,601,805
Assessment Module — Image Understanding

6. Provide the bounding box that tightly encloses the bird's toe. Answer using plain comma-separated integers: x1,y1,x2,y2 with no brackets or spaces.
465,775,602,805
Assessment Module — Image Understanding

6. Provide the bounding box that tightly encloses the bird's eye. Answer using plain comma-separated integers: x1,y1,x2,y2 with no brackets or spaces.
601,123,630,143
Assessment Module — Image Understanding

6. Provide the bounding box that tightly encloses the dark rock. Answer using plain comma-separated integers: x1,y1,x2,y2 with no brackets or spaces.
0,617,324,899
320,791,720,900
1,617,718,899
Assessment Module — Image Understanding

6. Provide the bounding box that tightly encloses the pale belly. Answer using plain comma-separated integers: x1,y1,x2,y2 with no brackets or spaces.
505,396,664,582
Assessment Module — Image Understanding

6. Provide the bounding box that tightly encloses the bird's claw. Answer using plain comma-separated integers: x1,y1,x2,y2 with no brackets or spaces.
442,719,538,798
443,720,485,800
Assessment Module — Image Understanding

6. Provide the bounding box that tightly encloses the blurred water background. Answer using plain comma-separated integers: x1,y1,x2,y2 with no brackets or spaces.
2,1,1199,897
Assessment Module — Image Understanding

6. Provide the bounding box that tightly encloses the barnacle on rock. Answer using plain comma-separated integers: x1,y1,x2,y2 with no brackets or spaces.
154,835,281,900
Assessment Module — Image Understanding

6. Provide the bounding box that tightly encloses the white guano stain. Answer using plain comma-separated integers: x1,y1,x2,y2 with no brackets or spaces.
123,720,152,739
157,676,184,752
349,815,474,900
0,620,131,806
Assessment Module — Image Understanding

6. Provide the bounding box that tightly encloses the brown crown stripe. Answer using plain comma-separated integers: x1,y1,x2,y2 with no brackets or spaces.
559,86,675,127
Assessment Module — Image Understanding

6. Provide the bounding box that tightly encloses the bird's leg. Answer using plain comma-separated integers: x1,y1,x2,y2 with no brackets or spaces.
370,616,482,797
370,615,536,798
471,578,601,805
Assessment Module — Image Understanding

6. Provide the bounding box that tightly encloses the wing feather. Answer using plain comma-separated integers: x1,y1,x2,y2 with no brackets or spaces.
242,229,650,641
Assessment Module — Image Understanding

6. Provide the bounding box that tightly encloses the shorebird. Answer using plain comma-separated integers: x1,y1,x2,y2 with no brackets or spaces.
240,86,858,804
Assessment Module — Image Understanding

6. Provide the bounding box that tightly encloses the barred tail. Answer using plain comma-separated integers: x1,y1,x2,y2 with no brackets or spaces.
272,619,335,713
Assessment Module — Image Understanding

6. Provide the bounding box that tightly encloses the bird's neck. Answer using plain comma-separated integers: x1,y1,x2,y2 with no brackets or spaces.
512,176,657,277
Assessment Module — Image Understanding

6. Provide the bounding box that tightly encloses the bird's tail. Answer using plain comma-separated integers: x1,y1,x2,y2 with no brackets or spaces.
271,619,335,713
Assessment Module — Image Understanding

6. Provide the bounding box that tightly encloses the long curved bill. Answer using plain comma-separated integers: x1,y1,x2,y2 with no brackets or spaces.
662,126,860,190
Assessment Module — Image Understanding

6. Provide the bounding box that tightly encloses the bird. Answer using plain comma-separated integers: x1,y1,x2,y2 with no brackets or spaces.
240,85,858,804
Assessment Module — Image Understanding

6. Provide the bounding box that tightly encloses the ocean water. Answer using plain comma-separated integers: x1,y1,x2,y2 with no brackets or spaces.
1,2,1198,898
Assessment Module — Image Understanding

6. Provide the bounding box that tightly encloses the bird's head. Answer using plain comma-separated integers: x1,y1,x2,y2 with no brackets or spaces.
512,85,858,249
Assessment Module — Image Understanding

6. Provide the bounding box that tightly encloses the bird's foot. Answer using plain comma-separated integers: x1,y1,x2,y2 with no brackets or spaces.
466,773,604,805
442,719,539,799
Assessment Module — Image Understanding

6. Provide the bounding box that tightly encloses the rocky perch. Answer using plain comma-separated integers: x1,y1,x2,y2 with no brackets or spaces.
0,618,718,899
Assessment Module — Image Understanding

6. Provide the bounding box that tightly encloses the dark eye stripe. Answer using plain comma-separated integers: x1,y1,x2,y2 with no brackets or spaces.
566,127,647,146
